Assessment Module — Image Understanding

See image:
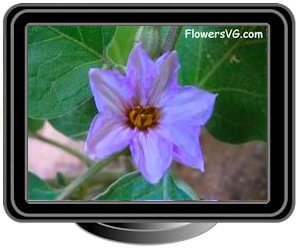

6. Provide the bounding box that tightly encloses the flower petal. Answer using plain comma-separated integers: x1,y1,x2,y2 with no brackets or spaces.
159,124,204,171
148,51,180,104
129,129,173,184
89,68,133,115
126,43,155,105
158,86,217,126
85,113,135,160
155,51,180,88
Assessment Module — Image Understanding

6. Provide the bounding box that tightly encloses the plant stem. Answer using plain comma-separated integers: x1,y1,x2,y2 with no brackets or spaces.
162,172,169,200
29,132,94,167
163,26,182,52
102,56,115,69
55,152,121,200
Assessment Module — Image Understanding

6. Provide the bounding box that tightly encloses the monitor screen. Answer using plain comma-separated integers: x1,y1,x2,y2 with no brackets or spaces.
27,24,268,202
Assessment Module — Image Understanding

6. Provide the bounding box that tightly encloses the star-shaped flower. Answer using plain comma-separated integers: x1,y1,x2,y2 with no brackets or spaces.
85,43,217,184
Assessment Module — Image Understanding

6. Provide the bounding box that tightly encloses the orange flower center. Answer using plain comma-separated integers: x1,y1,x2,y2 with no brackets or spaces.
127,105,160,130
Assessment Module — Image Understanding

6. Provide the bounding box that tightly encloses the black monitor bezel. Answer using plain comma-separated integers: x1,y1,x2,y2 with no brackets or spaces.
3,4,294,222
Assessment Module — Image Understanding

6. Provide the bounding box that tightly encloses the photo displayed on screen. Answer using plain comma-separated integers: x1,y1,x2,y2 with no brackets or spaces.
27,25,268,202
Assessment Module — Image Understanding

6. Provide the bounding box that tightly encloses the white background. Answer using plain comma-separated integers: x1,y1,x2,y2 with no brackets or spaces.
0,0,298,249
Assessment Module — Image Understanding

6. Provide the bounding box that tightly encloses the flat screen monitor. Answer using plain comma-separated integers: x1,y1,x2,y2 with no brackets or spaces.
4,4,294,244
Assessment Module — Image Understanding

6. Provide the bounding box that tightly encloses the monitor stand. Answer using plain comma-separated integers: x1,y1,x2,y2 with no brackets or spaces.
77,222,216,244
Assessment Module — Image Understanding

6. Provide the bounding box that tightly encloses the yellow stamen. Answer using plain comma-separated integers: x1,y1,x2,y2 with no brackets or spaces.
127,105,160,130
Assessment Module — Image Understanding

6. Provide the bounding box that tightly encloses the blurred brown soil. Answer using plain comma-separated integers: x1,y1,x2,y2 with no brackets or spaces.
28,123,87,179
174,130,267,201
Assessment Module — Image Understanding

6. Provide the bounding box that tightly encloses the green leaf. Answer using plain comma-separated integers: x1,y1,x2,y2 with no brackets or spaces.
56,172,67,187
107,26,139,65
28,172,59,200
28,117,44,133
94,171,198,200
176,26,267,143
49,98,97,140
28,26,116,119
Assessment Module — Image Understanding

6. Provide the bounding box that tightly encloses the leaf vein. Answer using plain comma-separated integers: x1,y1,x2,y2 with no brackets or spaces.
48,26,102,59
28,35,63,45
209,87,266,98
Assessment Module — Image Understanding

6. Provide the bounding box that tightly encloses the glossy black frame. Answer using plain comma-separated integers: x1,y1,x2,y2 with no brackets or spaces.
3,4,294,222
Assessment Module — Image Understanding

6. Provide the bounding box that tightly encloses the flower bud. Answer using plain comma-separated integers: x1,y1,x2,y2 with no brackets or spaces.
135,26,162,59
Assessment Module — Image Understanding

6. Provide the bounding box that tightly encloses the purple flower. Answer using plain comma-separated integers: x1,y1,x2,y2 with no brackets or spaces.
85,43,217,184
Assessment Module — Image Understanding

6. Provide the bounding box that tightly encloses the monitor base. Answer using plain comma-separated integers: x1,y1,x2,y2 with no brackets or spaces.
77,222,216,244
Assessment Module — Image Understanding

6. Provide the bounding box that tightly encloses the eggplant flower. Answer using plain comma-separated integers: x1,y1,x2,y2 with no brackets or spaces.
85,43,217,184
